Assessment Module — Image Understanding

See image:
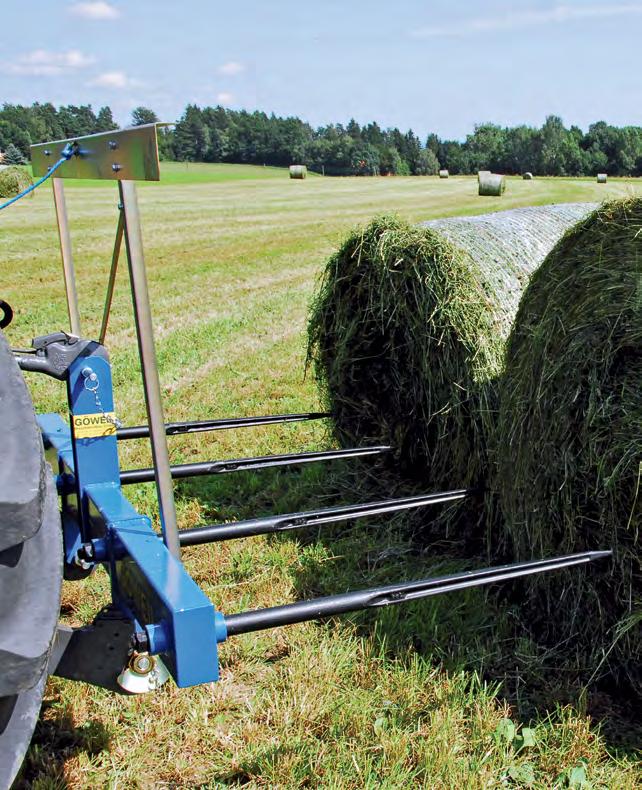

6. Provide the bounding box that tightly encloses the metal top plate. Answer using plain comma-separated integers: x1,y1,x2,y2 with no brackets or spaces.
31,124,160,181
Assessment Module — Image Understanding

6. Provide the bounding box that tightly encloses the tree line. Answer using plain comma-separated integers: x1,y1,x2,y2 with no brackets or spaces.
2,101,642,177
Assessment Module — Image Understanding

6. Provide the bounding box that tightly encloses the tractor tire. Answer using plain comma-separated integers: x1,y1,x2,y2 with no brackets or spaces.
0,330,63,789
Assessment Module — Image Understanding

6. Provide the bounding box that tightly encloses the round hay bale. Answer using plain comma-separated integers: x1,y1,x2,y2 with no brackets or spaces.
307,203,595,519
494,198,642,693
478,173,506,196
597,173,608,183
439,169,449,179
0,166,33,200
522,172,533,180
289,165,307,179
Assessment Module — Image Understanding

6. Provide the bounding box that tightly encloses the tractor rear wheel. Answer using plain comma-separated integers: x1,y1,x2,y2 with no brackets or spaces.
0,330,63,788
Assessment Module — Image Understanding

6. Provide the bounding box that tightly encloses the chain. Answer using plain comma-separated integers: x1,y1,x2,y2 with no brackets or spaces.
82,367,123,429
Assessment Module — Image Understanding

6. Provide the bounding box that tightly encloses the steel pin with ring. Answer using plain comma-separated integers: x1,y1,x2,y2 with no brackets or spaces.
81,366,99,391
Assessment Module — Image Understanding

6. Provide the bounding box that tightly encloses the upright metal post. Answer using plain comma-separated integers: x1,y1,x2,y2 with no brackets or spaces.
118,180,181,558
52,178,81,336
99,209,125,345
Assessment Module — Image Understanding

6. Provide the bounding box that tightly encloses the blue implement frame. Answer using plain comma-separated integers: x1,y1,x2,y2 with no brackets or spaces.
39,349,226,688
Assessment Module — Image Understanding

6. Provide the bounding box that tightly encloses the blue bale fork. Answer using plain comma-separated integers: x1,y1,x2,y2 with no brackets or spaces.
0,125,611,787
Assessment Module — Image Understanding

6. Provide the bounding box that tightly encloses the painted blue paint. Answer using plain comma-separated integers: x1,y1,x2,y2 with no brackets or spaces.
38,348,224,688
88,482,219,686
66,354,121,543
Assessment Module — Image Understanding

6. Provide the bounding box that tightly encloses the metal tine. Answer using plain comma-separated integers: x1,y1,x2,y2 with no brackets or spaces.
179,488,473,546
116,411,330,440
120,445,391,485
223,551,613,636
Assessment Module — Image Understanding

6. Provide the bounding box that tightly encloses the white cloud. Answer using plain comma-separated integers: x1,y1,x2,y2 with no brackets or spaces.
216,92,234,104
69,1,120,20
218,61,244,76
89,71,140,89
412,3,642,37
3,49,95,76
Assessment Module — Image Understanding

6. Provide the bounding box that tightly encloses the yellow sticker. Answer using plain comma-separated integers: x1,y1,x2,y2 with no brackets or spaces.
72,412,117,438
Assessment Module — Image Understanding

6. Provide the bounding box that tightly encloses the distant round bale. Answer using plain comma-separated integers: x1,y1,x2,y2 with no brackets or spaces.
307,203,594,519
597,173,608,183
289,165,307,179
522,172,534,180
0,166,33,199
439,169,449,179
478,173,506,196
477,170,491,182
495,197,642,693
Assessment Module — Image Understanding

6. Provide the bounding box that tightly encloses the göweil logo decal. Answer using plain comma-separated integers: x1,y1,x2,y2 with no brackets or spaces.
72,412,117,438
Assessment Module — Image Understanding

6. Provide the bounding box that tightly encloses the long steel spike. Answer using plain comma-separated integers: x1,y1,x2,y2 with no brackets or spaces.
120,445,391,485
223,551,612,636
179,488,472,546
116,411,330,440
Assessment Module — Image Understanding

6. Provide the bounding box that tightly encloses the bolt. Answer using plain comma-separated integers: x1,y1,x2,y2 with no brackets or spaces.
44,149,51,157
112,163,122,172
108,140,118,150
77,542,95,561
132,654,153,674
81,366,97,381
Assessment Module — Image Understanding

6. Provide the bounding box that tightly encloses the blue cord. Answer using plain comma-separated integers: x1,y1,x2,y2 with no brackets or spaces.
0,143,75,211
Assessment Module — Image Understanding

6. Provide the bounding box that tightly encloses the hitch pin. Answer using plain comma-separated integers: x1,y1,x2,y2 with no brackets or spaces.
81,366,99,391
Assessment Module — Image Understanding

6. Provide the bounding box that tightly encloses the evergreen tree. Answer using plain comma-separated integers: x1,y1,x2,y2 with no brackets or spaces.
0,120,31,158
96,106,119,131
57,105,99,137
414,148,439,175
131,106,159,126
1,100,642,176
173,105,209,161
3,143,26,165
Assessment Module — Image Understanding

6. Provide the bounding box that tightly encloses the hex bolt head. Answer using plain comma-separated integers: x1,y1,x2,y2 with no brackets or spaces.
108,141,118,150
132,654,153,674
112,163,122,172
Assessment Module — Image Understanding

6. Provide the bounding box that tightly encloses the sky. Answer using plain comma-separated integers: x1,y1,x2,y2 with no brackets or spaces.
2,1,641,140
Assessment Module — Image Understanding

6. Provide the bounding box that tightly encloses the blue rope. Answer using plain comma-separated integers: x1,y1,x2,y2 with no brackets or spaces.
0,143,75,211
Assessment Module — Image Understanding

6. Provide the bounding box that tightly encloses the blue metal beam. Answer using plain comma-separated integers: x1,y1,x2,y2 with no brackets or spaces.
38,348,225,687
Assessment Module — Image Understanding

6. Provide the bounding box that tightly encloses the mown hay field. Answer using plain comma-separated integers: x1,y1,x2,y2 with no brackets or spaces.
3,166,641,787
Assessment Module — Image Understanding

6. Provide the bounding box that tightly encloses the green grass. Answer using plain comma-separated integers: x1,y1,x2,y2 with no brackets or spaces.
26,161,306,189
4,167,641,787
154,161,301,184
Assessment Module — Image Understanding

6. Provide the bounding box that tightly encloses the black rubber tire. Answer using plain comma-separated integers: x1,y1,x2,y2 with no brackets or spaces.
0,331,63,789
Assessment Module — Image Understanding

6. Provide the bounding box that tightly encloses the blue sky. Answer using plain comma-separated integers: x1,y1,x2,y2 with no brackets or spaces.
2,1,641,139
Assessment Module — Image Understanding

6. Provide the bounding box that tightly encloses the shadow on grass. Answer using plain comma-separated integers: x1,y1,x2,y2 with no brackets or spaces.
17,700,111,789
178,458,642,755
